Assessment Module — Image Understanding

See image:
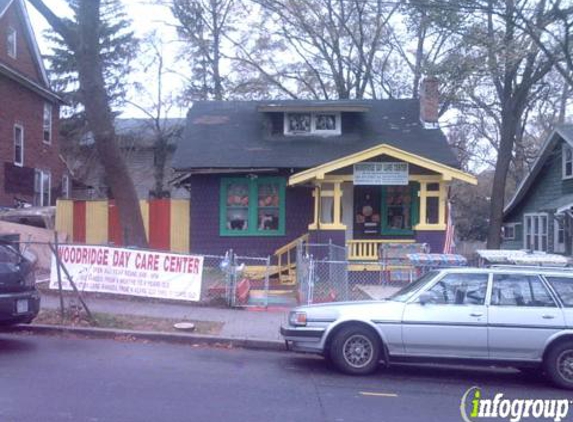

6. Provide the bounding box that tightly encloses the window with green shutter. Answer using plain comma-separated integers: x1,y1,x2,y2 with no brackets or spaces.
220,177,286,236
380,183,419,235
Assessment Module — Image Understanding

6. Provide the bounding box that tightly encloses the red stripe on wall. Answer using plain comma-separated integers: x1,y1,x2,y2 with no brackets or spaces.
149,199,171,250
108,201,124,246
72,201,86,243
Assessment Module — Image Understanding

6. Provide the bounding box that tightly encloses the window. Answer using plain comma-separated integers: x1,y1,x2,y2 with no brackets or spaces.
220,177,285,236
284,112,341,135
545,277,573,307
7,27,16,58
34,170,51,207
380,183,419,235
503,223,519,240
43,103,52,144
491,274,556,307
13,125,23,166
563,144,573,179
62,174,70,199
524,214,548,251
423,273,488,305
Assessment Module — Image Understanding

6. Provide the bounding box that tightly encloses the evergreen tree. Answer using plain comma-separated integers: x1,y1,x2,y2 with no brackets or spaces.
43,0,138,117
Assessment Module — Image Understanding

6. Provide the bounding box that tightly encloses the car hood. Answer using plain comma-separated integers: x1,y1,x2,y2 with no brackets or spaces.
296,300,404,322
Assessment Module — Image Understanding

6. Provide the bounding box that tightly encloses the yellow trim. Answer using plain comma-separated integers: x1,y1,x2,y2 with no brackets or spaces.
347,239,415,261
139,200,149,241
289,143,477,186
315,223,347,230
85,200,108,244
308,181,346,230
414,223,447,230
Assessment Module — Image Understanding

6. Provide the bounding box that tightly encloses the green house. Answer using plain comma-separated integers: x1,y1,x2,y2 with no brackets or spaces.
503,125,573,255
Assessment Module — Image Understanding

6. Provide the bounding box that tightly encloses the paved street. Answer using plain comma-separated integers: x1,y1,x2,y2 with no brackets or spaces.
0,333,571,422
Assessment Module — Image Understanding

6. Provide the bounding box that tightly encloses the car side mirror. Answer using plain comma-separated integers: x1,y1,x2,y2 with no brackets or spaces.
418,292,433,305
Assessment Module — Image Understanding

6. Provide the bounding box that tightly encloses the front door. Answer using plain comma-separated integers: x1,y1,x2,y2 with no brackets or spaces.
402,272,489,358
488,273,566,360
353,186,381,239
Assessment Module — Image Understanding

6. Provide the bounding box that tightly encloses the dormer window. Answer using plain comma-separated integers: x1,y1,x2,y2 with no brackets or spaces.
284,112,341,136
563,143,573,179
7,27,16,59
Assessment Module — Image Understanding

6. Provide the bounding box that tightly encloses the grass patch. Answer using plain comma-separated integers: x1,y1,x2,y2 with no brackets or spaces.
34,308,223,335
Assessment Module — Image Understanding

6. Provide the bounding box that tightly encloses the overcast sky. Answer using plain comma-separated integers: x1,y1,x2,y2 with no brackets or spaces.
28,0,187,118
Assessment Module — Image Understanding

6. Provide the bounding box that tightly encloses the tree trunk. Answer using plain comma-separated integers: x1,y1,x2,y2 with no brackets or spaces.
77,0,148,247
486,108,518,249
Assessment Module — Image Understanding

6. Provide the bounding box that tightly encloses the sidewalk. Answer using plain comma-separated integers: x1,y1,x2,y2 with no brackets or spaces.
39,292,288,342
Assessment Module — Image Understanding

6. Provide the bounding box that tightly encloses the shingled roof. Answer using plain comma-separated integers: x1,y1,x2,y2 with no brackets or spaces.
173,99,459,171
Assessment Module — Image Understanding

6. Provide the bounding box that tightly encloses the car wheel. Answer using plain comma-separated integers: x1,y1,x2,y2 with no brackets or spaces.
330,325,380,375
544,341,573,390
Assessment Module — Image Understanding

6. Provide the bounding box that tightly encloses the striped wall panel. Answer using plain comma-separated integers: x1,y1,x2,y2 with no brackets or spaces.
85,201,108,244
55,200,74,240
55,199,190,253
170,199,190,253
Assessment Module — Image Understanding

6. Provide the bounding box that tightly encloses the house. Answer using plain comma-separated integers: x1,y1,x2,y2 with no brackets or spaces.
63,118,188,200
173,78,477,260
503,125,573,255
0,0,65,208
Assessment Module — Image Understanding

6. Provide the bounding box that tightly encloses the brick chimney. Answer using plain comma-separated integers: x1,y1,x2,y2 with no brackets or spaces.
420,77,439,128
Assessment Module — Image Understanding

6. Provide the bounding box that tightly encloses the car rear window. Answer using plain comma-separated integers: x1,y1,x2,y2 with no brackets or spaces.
545,277,573,307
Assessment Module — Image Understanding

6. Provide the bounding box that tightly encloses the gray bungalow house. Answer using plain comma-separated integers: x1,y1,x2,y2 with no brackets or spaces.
503,125,573,255
173,79,476,262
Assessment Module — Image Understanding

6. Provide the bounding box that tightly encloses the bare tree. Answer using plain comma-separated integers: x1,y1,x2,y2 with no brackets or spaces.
170,0,239,101
129,32,184,198
462,0,556,249
232,0,399,100
29,0,148,247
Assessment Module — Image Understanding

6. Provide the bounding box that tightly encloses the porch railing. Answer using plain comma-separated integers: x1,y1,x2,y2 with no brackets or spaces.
346,239,415,261
275,233,309,285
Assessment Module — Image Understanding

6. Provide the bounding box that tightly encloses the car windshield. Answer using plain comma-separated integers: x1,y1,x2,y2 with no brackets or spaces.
387,271,439,302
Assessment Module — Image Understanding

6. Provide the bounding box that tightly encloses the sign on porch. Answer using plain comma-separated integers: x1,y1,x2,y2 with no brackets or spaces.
50,245,204,301
353,162,409,185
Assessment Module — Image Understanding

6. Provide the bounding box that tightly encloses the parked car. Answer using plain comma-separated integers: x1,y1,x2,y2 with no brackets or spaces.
281,267,573,389
0,241,40,326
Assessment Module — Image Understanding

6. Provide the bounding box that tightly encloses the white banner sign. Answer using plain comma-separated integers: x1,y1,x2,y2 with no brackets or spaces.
354,162,409,185
50,245,204,301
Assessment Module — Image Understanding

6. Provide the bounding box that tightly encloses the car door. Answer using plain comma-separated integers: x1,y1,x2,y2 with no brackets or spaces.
488,273,566,360
543,275,573,328
401,272,489,358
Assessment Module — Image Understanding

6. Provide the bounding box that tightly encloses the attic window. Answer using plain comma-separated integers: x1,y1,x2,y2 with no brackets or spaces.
284,112,341,136
563,144,573,179
7,27,16,59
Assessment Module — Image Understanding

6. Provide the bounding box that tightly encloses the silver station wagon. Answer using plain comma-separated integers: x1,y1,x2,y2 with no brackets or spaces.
280,267,573,389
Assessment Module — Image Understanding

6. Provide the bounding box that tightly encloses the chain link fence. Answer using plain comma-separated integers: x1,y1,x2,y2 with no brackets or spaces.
2,234,468,309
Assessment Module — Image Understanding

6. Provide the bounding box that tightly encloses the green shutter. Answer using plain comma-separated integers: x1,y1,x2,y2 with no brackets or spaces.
220,176,286,237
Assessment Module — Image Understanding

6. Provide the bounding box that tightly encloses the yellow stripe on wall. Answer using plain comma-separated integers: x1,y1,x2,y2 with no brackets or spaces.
139,200,150,242
170,199,190,253
85,200,109,244
55,199,74,241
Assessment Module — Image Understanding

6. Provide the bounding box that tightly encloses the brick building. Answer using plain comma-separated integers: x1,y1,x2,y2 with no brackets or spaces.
0,0,66,208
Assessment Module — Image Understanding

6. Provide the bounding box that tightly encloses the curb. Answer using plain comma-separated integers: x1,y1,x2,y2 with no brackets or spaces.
8,324,286,352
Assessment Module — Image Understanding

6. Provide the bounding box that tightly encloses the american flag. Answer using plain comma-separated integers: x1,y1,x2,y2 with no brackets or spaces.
443,201,455,254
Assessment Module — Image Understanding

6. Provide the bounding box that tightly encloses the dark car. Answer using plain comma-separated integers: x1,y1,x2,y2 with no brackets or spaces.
0,241,40,326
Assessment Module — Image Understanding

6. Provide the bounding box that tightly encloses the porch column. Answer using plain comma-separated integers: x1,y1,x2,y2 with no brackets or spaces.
309,181,346,230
